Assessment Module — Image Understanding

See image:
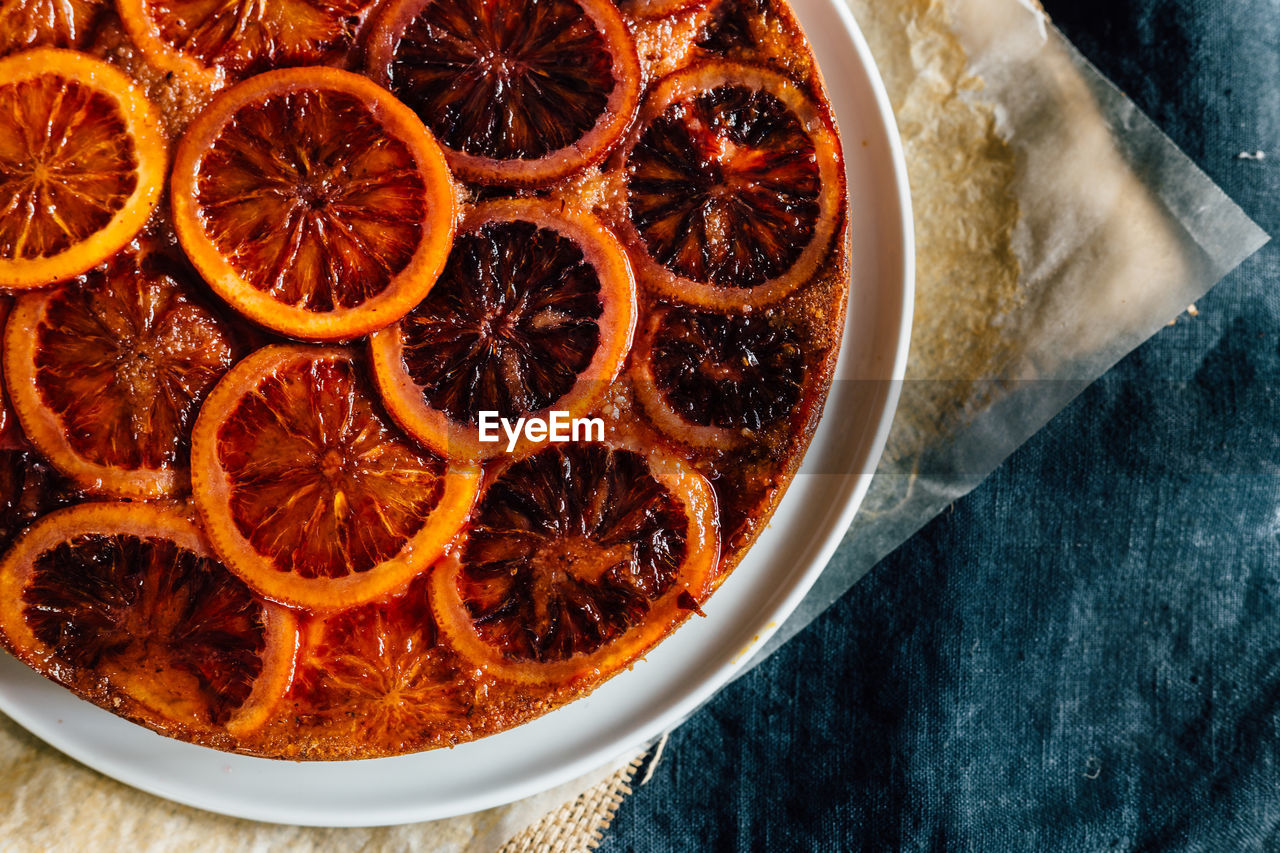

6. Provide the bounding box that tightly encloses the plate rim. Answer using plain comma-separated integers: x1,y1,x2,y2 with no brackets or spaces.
0,0,915,826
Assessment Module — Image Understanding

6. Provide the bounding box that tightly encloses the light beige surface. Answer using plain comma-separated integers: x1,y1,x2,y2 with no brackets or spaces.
846,0,1023,468
498,758,643,853
0,711,643,851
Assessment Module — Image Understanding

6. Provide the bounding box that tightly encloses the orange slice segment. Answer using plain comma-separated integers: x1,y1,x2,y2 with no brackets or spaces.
630,305,804,449
0,48,166,289
117,0,380,87
370,198,636,460
432,437,719,686
0,0,108,57
190,344,481,611
0,501,299,738
0,296,15,446
616,61,843,309
171,67,457,342
4,240,237,499
366,0,641,186
0,449,78,552
290,574,474,751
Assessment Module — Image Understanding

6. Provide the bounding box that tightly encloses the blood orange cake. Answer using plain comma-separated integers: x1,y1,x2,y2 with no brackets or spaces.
0,0,849,758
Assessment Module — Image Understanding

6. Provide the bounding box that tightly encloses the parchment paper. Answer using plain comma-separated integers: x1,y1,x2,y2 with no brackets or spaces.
752,0,1269,662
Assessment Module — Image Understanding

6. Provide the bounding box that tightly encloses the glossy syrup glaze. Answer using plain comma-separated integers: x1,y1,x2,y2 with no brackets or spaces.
0,0,849,758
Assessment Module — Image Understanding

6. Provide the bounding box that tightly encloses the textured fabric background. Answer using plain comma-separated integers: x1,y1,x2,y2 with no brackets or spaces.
601,1,1280,849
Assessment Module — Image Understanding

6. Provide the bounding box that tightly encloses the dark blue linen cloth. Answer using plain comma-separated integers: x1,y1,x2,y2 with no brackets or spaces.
602,1,1280,849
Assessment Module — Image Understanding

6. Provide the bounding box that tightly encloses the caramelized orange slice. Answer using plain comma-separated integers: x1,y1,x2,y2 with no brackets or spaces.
0,49,166,289
0,501,299,737
0,0,108,57
366,0,641,186
630,305,804,449
432,437,719,686
616,61,843,309
0,291,79,551
370,198,636,460
291,574,473,751
190,345,481,611
171,67,456,342
0,296,14,446
4,241,236,499
0,447,78,553
117,0,380,86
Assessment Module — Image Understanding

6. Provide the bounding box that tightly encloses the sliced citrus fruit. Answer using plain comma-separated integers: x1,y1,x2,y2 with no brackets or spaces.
117,0,380,87
291,573,473,750
630,306,803,449
4,241,237,499
694,0,760,53
366,0,641,186
432,437,719,686
0,296,15,446
0,449,78,551
0,501,299,737
616,61,843,309
190,345,481,611
0,48,166,289
171,67,456,342
0,0,108,57
370,198,636,460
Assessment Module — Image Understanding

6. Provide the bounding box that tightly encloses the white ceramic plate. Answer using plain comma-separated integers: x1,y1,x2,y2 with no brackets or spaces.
0,0,913,826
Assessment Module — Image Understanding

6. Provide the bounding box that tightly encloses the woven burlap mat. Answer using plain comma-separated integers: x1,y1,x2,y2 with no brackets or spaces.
499,755,645,853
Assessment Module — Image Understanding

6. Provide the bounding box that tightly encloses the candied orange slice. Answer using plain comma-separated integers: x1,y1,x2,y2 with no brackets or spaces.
0,296,14,445
0,0,108,57
616,61,843,309
0,49,166,289
630,306,804,449
0,449,77,552
190,345,481,611
171,67,456,342
370,198,636,460
432,437,719,686
291,574,473,750
4,241,236,499
0,501,299,737
366,0,641,186
117,0,380,86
